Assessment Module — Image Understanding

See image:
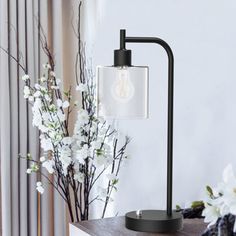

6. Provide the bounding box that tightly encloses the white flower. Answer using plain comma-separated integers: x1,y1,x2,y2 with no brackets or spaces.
59,146,72,175
32,112,42,127
50,71,56,77
39,125,49,133
220,165,236,215
23,86,31,98
223,164,236,185
62,101,70,109
62,137,72,145
28,96,34,102
40,76,46,83
75,144,90,162
34,91,41,98
74,172,84,183
40,156,46,162
57,110,66,122
40,138,53,151
76,83,88,92
106,173,117,181
51,85,59,90
202,204,221,227
73,110,90,134
42,159,54,174
202,164,236,231
99,127,108,136
94,146,113,167
94,155,107,167
32,98,42,110
41,86,47,92
77,109,89,125
42,112,50,122
22,74,30,81
91,140,102,150
73,134,85,146
36,182,44,194
105,155,113,166
90,123,98,133
29,163,39,172
26,169,32,174
44,94,51,102
52,131,63,143
103,143,111,153
35,83,41,90
57,99,63,107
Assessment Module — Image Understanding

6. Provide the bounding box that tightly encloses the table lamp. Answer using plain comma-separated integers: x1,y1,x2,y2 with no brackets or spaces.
96,29,183,233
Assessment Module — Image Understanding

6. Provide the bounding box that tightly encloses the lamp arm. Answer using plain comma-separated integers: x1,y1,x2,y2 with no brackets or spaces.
124,33,174,216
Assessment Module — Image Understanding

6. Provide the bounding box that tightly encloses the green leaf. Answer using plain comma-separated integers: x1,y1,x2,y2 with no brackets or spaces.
31,163,39,172
64,91,69,97
176,205,181,210
206,185,213,196
112,179,119,186
96,149,104,156
191,201,204,209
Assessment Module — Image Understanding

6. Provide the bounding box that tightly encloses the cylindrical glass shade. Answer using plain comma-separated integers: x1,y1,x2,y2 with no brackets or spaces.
97,66,149,119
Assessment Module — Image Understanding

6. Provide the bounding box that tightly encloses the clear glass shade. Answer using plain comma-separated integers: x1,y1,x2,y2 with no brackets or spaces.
96,66,149,119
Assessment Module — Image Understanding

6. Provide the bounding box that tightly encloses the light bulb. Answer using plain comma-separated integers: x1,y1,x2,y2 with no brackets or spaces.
111,67,135,103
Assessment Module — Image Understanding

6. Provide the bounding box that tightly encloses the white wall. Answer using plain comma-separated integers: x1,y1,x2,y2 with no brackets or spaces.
92,0,236,215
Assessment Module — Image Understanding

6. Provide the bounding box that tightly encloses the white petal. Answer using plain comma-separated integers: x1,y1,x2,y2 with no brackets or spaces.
28,96,34,102
34,91,41,97
40,76,46,82
40,156,46,162
223,164,235,184
57,99,63,107
42,160,54,174
50,71,56,77
22,74,30,81
26,169,32,174
62,101,70,109
35,83,41,90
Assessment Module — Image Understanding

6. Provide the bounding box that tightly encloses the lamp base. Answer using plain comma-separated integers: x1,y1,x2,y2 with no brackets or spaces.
125,210,183,233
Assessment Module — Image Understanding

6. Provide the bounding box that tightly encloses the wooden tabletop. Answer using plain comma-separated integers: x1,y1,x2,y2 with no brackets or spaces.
72,217,207,236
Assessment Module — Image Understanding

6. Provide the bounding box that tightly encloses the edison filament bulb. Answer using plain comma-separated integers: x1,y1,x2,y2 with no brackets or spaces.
111,67,135,103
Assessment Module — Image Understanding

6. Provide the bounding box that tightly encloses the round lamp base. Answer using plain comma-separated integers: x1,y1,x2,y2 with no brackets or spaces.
125,210,183,233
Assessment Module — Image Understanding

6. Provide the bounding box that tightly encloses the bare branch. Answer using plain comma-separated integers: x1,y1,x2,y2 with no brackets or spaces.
0,46,26,73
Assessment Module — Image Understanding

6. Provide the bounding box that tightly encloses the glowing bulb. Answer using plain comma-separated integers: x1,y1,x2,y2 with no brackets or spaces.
111,67,135,103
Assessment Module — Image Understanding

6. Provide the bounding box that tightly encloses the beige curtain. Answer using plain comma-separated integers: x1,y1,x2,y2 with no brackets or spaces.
0,0,88,235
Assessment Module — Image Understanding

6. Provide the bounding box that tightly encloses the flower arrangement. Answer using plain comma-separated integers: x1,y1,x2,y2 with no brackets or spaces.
176,164,236,235
20,54,130,222
201,164,236,235
15,3,130,222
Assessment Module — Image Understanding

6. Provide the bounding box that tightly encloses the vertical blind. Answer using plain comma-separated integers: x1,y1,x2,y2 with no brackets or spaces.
0,0,72,235
0,0,105,235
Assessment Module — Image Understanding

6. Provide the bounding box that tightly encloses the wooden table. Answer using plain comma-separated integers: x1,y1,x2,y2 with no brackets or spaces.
70,217,207,236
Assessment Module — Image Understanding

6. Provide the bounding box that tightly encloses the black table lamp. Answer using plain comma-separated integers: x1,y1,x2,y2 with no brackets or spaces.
96,29,183,233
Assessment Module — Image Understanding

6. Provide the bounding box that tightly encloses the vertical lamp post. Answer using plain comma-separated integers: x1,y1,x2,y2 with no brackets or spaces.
96,29,183,233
